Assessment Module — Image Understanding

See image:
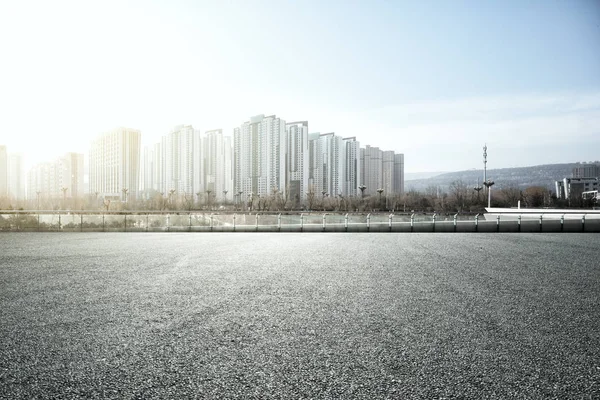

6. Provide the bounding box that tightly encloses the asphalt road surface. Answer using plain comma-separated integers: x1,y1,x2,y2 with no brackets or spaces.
1,233,599,399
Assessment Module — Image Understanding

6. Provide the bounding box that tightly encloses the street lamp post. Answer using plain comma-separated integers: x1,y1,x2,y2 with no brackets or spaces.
61,187,68,210
206,190,212,210
359,185,366,199
484,179,495,208
377,188,384,210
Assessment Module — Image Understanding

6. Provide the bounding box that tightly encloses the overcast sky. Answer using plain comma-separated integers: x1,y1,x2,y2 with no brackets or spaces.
1,0,599,173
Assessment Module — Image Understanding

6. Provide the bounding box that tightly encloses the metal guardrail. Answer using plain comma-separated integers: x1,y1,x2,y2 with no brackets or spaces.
0,211,598,232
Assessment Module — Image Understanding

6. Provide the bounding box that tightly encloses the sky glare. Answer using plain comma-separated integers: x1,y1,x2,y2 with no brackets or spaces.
1,0,599,173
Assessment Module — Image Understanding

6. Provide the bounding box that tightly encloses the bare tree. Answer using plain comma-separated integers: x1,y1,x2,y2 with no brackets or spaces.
306,185,316,211
499,184,521,208
449,180,468,212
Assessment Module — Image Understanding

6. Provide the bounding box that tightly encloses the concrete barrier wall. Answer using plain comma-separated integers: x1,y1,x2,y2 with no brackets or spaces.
1,212,599,233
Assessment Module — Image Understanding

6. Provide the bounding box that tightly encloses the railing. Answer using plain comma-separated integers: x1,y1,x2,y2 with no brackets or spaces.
0,211,598,233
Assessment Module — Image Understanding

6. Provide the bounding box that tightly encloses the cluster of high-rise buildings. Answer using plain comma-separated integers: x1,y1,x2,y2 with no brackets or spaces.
1,114,405,207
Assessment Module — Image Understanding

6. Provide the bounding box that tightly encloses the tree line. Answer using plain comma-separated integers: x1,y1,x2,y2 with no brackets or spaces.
0,180,595,213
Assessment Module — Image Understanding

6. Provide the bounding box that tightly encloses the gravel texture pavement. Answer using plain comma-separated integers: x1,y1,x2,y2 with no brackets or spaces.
1,233,599,399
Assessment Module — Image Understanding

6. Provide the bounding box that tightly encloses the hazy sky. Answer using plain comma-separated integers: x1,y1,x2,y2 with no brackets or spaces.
1,0,599,173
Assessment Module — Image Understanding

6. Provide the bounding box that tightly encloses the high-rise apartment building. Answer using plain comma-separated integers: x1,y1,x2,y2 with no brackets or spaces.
141,142,164,197
394,153,405,196
308,132,323,196
204,129,233,202
308,132,359,198
28,153,84,201
0,145,7,198
360,145,383,196
286,122,309,202
342,137,361,197
8,153,25,200
161,125,202,198
360,146,404,198
319,133,345,197
234,115,287,198
382,150,395,197
89,127,141,201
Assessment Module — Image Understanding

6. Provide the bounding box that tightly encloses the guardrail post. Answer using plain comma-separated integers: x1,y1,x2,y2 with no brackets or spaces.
453,213,458,232
102,213,105,232
210,213,214,232
80,214,83,232
255,213,259,231
322,214,326,232
300,213,303,232
345,213,349,231
233,213,236,231
38,212,40,231
432,213,436,232
475,213,479,232
411,213,415,232
539,214,543,232
278,213,281,231
560,214,564,232
146,214,149,232
189,214,192,232
58,213,61,231
496,215,500,232
582,214,586,232
166,214,170,232
366,213,371,232
517,215,521,232
389,213,393,231
124,214,127,232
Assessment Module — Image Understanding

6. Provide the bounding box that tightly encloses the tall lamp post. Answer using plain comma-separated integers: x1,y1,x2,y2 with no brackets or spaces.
61,187,68,210
377,188,384,210
484,179,495,208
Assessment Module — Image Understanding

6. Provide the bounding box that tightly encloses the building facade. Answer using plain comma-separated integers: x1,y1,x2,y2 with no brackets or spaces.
162,125,202,199
234,115,287,199
286,122,309,203
204,129,233,202
89,127,141,201
342,137,361,197
8,153,25,200
27,153,84,203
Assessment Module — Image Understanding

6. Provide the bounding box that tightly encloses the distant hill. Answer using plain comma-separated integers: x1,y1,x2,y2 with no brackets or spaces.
404,171,447,180
405,163,586,193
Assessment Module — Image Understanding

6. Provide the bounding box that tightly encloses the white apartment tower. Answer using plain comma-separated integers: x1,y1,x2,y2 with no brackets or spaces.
320,133,345,197
161,125,202,198
89,127,141,201
8,153,25,200
308,132,352,197
234,115,287,198
140,143,164,198
28,153,84,200
204,129,233,202
342,137,361,197
394,153,405,196
382,150,395,196
286,121,309,203
360,145,383,196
